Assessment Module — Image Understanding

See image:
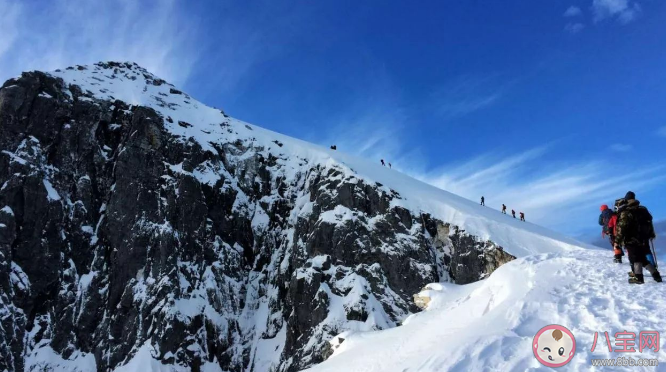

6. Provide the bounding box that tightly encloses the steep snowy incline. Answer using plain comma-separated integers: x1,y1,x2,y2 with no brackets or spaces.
49,62,590,258
0,61,604,372
306,248,666,372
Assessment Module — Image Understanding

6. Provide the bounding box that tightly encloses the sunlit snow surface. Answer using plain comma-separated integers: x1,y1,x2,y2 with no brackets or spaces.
21,63,661,372
48,62,595,258
306,249,666,372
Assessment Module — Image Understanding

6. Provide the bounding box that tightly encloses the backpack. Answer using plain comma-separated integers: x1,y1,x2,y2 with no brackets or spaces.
599,209,615,235
621,206,654,242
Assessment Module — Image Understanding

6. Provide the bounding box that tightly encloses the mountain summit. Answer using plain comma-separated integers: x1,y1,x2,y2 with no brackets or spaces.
0,62,588,372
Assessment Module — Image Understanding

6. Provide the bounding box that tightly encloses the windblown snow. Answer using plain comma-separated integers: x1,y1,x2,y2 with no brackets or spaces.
9,62,662,372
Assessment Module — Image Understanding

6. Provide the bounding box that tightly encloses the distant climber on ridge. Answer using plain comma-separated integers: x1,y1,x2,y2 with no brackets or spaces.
615,191,661,284
480,196,485,206
519,212,525,222
389,162,392,168
330,145,337,150
381,159,385,166
502,204,507,214
511,209,516,218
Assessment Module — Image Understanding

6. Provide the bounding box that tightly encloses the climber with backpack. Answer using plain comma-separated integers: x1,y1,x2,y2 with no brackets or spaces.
614,191,661,284
616,196,657,274
599,204,622,263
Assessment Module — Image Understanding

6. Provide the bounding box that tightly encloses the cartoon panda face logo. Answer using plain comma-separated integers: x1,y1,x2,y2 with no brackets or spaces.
533,325,576,367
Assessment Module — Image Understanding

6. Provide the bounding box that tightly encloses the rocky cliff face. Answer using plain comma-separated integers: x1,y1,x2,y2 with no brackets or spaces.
0,62,514,372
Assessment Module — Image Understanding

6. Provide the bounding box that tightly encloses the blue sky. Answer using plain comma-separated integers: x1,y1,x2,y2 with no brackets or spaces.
0,0,664,237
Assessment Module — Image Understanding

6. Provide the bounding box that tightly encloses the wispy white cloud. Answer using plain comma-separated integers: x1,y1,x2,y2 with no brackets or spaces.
657,126,666,137
422,147,549,196
189,2,313,97
592,0,642,24
565,23,586,34
312,70,664,232
610,143,632,152
311,68,423,169
315,72,519,171
415,147,665,232
321,107,411,166
432,75,510,119
564,6,583,17
0,0,293,95
328,97,664,232
563,6,585,34
562,1,644,32
0,0,21,58
0,0,199,87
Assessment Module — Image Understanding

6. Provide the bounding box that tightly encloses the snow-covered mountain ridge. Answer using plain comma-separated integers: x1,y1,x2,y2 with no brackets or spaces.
0,62,596,372
44,62,589,256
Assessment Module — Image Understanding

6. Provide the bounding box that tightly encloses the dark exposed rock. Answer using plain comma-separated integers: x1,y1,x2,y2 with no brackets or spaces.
0,63,514,372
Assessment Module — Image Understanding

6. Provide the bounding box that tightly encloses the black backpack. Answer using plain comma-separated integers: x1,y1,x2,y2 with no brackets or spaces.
623,206,654,242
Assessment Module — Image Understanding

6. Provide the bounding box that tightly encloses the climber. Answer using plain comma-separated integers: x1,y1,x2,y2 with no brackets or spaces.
616,198,634,270
615,191,661,284
599,204,622,263
519,212,525,222
330,145,337,150
502,204,507,214
609,212,622,263
381,159,385,166
511,209,516,218
615,197,655,274
389,162,392,169
480,196,485,206
619,194,658,269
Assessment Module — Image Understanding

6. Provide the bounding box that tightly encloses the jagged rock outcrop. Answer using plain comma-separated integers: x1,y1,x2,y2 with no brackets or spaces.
0,62,514,372
426,221,515,284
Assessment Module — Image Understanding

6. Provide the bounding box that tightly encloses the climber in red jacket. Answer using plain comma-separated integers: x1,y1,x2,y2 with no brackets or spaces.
600,204,622,263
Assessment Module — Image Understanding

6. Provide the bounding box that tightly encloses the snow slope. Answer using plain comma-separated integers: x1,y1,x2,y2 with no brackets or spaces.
306,248,666,372
49,62,592,259
24,62,627,372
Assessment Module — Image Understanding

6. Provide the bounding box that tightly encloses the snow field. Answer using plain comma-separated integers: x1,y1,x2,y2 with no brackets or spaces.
306,248,666,372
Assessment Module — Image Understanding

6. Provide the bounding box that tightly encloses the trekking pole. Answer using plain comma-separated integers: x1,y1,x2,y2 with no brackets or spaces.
651,240,658,268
